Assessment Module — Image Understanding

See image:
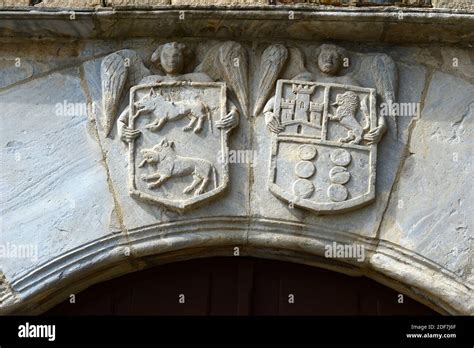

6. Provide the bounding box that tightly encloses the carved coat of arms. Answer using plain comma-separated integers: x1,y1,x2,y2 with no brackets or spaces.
267,80,379,213
99,41,248,211
127,82,230,209
259,44,399,214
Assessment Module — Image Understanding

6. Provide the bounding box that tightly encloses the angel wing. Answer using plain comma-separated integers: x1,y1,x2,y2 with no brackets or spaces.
100,49,150,137
195,41,249,118
253,46,309,117
280,47,309,81
253,44,288,117
371,53,399,137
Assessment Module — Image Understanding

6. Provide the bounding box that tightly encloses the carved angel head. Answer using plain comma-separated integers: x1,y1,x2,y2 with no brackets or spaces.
151,42,193,75
316,44,346,76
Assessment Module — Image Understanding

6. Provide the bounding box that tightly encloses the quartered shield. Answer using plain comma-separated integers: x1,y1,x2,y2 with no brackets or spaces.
128,81,229,210
268,80,378,213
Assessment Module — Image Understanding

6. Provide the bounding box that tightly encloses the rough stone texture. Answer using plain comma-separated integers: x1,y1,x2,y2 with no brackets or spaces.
379,71,474,280
432,0,474,10
0,41,87,87
1,9,472,45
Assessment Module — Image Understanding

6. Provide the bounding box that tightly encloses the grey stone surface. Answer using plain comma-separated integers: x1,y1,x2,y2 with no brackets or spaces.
379,71,474,280
0,0,29,6
0,58,33,89
0,8,472,44
36,0,102,7
0,68,116,281
432,0,474,10
82,45,251,231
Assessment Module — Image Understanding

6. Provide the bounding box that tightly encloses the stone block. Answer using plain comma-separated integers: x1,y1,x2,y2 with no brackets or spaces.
105,0,171,5
172,0,267,5
35,0,101,7
432,0,474,10
379,71,474,279
0,67,116,282
0,0,30,6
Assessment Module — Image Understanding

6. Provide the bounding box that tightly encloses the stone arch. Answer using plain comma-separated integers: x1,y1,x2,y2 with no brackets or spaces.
1,218,471,315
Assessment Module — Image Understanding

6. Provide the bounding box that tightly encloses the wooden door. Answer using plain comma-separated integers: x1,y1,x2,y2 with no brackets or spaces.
46,257,437,315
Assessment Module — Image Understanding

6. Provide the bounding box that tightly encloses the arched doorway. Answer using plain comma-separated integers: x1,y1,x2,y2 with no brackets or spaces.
45,257,436,315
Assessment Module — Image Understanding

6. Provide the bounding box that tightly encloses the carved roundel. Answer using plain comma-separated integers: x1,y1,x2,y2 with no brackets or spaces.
327,184,348,202
298,144,318,161
295,161,316,179
329,166,351,185
293,179,315,199
330,149,351,167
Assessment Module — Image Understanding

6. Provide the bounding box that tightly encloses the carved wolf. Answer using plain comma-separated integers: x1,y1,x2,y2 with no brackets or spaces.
328,91,370,144
138,138,217,196
134,88,210,133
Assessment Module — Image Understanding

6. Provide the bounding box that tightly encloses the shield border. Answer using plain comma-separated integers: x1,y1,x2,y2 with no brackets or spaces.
268,79,378,214
127,81,229,210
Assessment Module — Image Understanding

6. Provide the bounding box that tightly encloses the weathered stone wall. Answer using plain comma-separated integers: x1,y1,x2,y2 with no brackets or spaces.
0,0,472,9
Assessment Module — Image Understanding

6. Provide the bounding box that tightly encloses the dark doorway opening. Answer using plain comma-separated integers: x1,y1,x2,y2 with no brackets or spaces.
46,257,437,315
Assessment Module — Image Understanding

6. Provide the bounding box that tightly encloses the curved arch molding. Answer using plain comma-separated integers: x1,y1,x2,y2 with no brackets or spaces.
0,7,473,315
0,218,472,315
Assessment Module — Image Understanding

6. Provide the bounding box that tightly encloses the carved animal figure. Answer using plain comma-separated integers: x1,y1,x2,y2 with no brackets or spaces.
328,91,370,144
138,138,217,196
100,42,248,137
262,45,397,145
134,88,210,133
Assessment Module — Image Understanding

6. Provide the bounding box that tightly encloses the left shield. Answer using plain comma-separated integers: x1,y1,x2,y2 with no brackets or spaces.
127,81,229,210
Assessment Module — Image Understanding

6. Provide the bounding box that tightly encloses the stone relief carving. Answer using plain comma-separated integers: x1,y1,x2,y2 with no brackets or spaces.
100,42,247,210
1,30,472,315
127,81,229,209
139,138,217,196
260,44,399,213
138,88,210,133
99,41,399,214
0,273,7,305
253,44,289,118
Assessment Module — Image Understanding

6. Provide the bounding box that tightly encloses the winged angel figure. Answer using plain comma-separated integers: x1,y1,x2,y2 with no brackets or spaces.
253,44,399,143
100,41,249,141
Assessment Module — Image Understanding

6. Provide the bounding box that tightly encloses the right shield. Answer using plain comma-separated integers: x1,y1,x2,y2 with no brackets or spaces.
268,79,379,214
